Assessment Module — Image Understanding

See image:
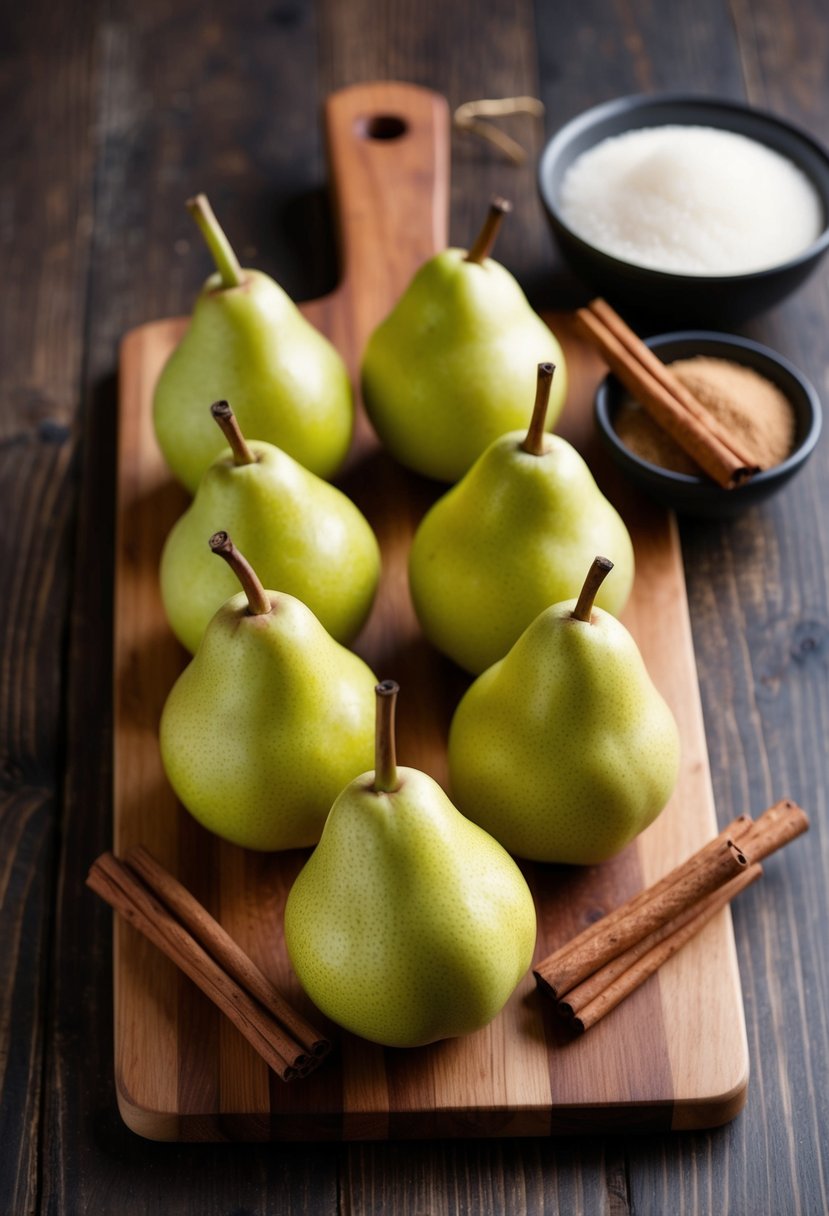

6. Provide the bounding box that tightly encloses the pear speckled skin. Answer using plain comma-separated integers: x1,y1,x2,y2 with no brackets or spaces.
160,591,376,851
448,601,680,864
409,433,634,675
153,270,353,493
361,250,567,483
160,440,380,654
284,767,537,1047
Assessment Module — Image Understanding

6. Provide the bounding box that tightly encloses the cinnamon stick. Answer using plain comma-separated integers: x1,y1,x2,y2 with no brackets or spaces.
534,837,750,999
576,300,759,488
589,298,759,468
559,863,763,1025
533,799,809,1032
87,852,330,1080
536,813,753,981
738,798,809,862
124,846,328,1059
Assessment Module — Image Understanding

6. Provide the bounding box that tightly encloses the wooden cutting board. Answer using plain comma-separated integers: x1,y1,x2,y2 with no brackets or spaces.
114,81,749,1141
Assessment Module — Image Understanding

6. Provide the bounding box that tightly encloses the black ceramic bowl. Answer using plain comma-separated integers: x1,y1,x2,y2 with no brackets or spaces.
538,94,829,324
594,332,822,518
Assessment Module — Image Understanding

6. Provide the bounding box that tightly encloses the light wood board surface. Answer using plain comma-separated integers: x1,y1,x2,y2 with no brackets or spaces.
113,82,748,1141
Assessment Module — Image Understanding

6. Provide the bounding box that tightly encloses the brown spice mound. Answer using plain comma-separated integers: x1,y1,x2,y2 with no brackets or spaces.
615,356,796,476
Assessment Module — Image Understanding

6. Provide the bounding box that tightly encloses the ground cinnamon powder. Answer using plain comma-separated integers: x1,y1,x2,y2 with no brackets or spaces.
615,356,796,475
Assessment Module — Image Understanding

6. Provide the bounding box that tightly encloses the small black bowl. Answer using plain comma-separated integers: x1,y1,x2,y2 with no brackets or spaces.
538,94,829,324
593,332,822,518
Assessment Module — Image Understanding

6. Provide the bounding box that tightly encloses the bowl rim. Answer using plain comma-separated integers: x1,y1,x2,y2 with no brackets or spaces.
594,329,823,489
538,92,829,284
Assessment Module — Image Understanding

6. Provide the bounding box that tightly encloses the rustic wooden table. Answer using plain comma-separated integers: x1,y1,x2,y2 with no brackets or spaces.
3,1,828,1213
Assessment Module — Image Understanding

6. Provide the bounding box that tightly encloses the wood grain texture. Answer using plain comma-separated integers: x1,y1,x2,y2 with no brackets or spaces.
661,8,829,1211
5,0,827,1212
40,2,340,1213
535,1,829,1213
316,3,643,1208
111,80,748,1143
0,3,98,1214
317,0,551,293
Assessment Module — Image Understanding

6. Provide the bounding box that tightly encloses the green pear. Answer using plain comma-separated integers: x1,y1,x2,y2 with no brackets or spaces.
408,365,634,675
284,681,537,1047
448,558,681,865
153,194,353,493
160,532,376,851
361,199,568,482
160,401,380,654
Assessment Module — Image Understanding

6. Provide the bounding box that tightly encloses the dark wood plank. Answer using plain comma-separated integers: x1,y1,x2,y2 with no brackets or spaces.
341,1139,625,1214
535,3,829,1215
317,0,552,291
650,1,829,1210
0,3,99,1213
43,1,339,1212
534,0,749,313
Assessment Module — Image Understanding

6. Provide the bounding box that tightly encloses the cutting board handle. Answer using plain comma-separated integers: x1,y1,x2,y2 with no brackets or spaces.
323,81,451,337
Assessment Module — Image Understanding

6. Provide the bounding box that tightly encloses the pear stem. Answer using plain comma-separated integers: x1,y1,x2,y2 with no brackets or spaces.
186,193,244,289
373,680,400,793
210,531,271,616
521,363,556,455
464,197,512,264
210,400,257,466
571,557,614,623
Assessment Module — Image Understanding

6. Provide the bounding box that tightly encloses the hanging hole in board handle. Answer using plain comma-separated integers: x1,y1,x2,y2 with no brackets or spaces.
355,114,409,141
